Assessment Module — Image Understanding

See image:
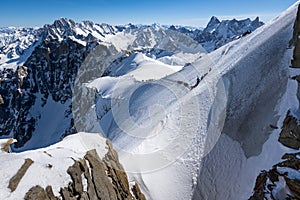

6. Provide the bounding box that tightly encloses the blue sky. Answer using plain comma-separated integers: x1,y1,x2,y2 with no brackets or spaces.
0,0,297,27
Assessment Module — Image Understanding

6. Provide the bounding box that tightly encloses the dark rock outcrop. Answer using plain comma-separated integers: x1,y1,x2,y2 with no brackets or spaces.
278,110,300,149
1,138,15,152
249,152,300,200
132,182,146,200
24,185,59,200
24,143,145,200
249,171,267,200
0,27,97,149
84,149,118,200
102,140,134,199
278,4,300,150
8,158,34,192
45,186,59,200
24,185,51,200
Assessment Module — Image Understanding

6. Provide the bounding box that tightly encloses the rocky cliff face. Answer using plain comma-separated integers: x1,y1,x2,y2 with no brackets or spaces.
0,20,100,149
0,18,122,150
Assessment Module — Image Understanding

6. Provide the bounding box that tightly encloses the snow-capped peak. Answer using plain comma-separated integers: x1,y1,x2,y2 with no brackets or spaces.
42,17,117,42
206,16,221,28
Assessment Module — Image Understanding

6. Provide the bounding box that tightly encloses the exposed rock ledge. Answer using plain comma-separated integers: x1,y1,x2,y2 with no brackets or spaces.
24,143,146,200
278,110,300,150
249,152,300,200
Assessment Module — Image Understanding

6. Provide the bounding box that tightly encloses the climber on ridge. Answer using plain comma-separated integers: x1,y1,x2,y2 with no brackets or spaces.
190,76,200,90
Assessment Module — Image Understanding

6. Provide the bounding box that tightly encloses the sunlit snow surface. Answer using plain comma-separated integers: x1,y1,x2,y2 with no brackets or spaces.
0,2,299,200
78,2,300,200
0,133,108,200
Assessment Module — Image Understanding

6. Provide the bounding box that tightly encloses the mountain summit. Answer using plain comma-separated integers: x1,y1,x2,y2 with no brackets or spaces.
170,16,264,51
205,16,221,31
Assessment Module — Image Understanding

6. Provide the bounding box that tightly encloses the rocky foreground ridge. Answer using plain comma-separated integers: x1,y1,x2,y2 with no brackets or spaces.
0,133,145,200
23,144,146,200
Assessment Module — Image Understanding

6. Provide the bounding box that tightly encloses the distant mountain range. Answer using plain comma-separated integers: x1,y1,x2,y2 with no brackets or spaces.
0,16,263,150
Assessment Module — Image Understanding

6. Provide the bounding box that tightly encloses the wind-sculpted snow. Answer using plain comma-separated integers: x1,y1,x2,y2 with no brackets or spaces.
0,132,139,200
71,26,228,200
0,12,280,200
193,2,300,200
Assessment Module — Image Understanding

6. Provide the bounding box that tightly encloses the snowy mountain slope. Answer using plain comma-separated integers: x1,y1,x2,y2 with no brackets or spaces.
72,2,299,200
104,52,183,81
0,13,275,200
192,2,300,200
72,23,227,200
0,133,108,199
0,27,41,70
93,74,213,200
0,132,146,200
0,17,264,152
68,26,219,200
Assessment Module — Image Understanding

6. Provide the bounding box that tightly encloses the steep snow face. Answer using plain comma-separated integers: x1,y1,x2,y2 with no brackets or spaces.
0,132,108,200
70,25,221,200
193,2,299,200
75,2,298,200
83,36,229,200
0,15,277,200
11,97,72,152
